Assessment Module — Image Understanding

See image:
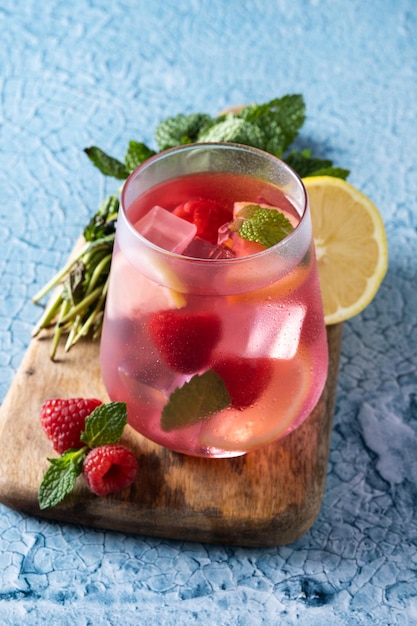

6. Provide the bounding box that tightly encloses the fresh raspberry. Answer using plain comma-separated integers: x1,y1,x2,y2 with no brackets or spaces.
149,310,222,374
173,198,232,244
40,397,102,454
212,356,273,409
82,444,138,496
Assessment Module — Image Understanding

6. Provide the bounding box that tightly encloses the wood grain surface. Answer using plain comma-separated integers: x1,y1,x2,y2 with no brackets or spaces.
0,322,343,547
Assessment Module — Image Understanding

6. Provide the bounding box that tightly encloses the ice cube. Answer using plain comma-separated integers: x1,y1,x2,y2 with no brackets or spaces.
182,236,235,259
217,220,264,257
217,221,238,248
134,206,197,253
246,305,307,360
217,303,306,360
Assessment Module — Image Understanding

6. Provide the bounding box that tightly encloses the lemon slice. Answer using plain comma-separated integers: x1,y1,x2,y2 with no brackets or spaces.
303,176,388,325
227,261,310,305
198,352,313,452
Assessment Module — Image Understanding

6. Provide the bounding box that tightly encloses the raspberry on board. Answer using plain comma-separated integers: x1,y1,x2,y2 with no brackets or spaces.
83,444,138,496
40,397,102,454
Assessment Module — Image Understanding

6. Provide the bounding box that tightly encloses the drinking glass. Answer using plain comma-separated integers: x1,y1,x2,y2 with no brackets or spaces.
100,143,328,458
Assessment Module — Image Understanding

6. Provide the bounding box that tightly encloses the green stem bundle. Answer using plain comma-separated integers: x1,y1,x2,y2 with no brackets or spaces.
32,235,114,360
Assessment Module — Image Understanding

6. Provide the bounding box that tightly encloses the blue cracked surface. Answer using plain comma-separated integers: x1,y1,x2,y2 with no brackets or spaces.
1,0,417,623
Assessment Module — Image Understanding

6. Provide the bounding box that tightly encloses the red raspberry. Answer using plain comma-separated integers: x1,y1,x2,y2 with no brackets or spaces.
212,356,273,409
173,198,231,244
82,444,138,496
40,397,102,454
149,309,222,374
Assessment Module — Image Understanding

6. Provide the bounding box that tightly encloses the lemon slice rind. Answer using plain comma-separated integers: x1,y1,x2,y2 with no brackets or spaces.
303,176,388,325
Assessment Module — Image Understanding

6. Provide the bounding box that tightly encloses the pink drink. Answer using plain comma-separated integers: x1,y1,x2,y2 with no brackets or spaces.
100,144,328,457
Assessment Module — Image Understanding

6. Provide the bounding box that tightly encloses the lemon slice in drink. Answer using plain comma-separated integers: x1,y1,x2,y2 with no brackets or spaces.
303,176,388,325
198,353,312,452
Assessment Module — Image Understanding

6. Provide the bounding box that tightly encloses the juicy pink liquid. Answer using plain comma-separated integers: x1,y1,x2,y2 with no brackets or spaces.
100,171,328,457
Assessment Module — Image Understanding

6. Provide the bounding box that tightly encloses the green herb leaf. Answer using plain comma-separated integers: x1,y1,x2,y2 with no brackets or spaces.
81,401,127,447
38,448,87,509
83,195,119,242
125,141,156,172
233,204,294,248
310,166,350,179
161,370,231,432
197,116,266,148
238,95,306,153
154,113,213,151
64,260,86,305
285,149,350,179
84,146,129,180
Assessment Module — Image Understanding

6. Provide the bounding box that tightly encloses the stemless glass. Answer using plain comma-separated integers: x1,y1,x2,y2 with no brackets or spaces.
100,143,328,458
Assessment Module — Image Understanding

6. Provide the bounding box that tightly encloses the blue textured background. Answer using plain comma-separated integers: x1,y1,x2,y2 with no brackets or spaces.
1,0,417,624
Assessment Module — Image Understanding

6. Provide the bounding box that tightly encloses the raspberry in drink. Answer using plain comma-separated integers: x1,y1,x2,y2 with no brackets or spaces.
100,143,328,457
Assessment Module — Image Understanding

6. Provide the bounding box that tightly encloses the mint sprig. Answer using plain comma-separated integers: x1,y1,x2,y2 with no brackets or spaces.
38,402,127,510
84,95,349,182
161,370,231,432
232,204,294,248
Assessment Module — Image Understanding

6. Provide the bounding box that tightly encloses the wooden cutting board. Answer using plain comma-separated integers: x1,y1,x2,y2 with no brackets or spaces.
0,319,343,547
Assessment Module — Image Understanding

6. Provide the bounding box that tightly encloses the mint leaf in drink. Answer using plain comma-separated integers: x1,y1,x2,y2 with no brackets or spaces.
155,113,213,150
161,370,231,432
38,448,87,509
125,141,156,172
81,402,127,448
84,146,129,180
233,204,294,248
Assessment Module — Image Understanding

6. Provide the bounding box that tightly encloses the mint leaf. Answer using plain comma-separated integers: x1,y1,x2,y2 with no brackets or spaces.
125,141,156,172
233,204,294,248
238,95,306,154
197,116,266,149
154,113,213,150
161,370,231,432
81,402,127,448
83,194,119,242
285,149,350,179
38,448,87,509
310,166,350,179
84,146,129,180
